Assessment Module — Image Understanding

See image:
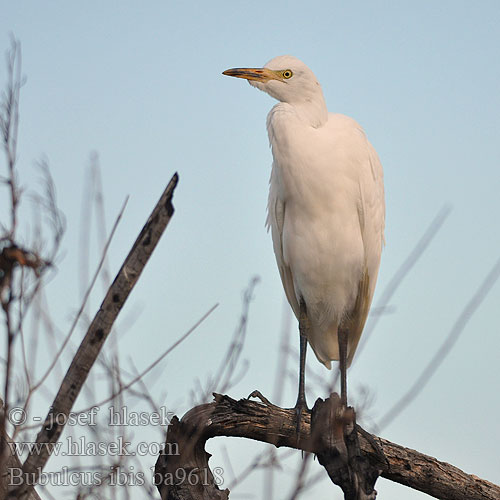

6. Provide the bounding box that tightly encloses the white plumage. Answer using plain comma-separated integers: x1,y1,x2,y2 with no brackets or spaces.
224,55,384,384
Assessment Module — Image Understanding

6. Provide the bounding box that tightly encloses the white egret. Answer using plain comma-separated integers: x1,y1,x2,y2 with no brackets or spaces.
223,56,385,416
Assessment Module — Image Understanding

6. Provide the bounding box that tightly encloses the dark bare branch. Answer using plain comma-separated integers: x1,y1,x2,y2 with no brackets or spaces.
8,173,179,499
155,393,500,500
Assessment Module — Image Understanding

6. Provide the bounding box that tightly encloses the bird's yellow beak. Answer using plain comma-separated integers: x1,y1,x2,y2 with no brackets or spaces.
222,67,281,82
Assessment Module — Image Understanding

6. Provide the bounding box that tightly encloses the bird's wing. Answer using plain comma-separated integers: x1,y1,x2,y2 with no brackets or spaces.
267,166,300,317
344,139,385,366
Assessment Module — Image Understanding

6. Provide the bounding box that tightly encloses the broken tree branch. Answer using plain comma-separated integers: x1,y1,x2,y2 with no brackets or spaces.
8,173,179,500
155,393,500,500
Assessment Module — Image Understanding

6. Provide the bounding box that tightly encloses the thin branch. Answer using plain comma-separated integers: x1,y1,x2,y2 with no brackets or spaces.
78,303,219,412
32,196,128,393
1,38,24,239
15,196,128,439
212,276,259,395
378,255,500,430
355,204,452,362
8,173,179,499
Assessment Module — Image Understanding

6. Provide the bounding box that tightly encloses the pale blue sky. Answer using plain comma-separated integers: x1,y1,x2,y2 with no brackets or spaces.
2,2,500,499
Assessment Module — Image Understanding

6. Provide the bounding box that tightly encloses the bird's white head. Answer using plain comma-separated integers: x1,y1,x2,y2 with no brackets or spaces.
223,55,328,127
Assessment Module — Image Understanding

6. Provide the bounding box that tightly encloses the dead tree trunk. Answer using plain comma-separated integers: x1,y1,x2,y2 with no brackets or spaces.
155,393,500,500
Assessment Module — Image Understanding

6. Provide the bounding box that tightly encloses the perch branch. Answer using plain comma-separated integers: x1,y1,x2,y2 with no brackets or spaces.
155,393,500,500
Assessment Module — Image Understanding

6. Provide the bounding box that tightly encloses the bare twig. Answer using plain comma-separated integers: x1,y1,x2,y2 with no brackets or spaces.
9,173,179,499
212,276,259,395
1,43,65,488
78,303,219,412
32,197,128,394
378,256,500,430
355,204,452,362
13,195,127,439
0,38,23,239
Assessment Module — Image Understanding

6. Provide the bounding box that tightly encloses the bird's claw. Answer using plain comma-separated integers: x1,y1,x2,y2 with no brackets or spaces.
247,390,279,408
294,397,309,445
355,424,389,469
248,390,274,406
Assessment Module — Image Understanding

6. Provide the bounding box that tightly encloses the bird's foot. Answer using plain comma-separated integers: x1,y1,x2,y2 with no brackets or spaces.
294,395,309,446
247,390,280,409
248,390,272,405
356,424,389,470
312,394,381,499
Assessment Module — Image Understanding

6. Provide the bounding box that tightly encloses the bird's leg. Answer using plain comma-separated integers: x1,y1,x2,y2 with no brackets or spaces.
294,300,309,439
338,328,348,407
296,332,308,408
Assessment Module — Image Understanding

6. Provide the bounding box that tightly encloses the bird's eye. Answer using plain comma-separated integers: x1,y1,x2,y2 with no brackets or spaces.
282,69,293,79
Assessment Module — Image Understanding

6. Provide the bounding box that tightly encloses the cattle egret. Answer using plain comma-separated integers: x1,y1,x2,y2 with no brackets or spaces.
223,56,385,417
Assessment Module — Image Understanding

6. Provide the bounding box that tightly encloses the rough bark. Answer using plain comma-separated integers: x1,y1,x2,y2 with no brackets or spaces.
155,393,500,500
311,393,380,500
7,173,179,500
0,428,41,500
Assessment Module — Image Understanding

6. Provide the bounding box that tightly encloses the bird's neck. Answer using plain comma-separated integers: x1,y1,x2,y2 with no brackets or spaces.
293,96,328,128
